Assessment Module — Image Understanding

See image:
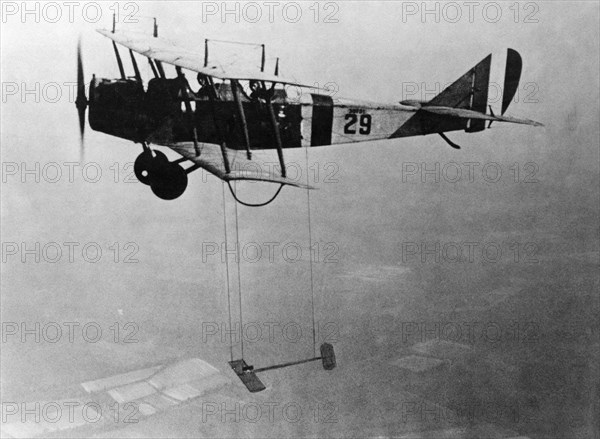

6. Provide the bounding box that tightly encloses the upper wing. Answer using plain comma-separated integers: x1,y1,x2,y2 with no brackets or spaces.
97,29,313,87
168,142,313,189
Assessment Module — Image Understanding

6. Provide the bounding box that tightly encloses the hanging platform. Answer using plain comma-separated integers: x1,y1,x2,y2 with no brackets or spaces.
229,343,336,393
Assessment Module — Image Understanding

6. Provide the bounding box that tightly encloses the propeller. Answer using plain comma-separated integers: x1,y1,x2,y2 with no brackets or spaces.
75,37,88,159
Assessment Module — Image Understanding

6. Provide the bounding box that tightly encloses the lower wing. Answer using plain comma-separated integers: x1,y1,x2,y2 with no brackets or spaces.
168,142,313,189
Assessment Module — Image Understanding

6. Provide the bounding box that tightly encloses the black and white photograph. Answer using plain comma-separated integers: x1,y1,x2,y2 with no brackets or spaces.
1,1,598,437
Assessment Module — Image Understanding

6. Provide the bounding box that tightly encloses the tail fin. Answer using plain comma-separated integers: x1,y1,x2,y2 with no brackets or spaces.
393,54,491,138
427,49,524,122
428,54,491,132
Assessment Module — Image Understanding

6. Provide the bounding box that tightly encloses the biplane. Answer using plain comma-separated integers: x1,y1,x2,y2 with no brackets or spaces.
76,20,542,392
76,20,542,203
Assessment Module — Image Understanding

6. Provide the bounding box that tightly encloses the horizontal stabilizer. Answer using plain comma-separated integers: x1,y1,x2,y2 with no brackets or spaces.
421,106,543,127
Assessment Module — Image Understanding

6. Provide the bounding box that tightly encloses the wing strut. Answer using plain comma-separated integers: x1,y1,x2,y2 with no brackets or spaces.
231,80,252,160
204,39,209,67
176,67,200,156
205,75,231,173
112,42,126,80
261,82,286,178
147,58,159,78
150,17,166,78
155,61,166,79
129,50,141,83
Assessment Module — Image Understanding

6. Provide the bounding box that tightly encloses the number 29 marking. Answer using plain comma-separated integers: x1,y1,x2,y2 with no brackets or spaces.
344,113,372,135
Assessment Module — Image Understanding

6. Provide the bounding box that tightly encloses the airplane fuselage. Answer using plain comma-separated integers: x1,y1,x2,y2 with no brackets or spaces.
88,76,436,151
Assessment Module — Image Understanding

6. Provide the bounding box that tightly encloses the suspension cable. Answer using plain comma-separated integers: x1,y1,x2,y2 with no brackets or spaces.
233,180,245,359
305,147,317,357
221,182,234,362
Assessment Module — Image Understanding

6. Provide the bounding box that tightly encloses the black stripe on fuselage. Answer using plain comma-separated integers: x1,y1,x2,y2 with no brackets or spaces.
310,94,333,146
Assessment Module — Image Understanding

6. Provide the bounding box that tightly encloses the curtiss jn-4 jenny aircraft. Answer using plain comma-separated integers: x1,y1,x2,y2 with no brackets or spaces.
76,20,542,204
74,20,543,393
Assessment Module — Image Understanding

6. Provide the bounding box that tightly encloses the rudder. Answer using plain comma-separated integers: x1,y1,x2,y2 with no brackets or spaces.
502,49,522,115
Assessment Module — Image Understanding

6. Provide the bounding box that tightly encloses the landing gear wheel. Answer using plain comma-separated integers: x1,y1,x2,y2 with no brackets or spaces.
150,162,188,200
134,149,168,185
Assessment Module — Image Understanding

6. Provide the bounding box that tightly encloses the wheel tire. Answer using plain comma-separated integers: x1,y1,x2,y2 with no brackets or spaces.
150,162,188,200
134,149,168,185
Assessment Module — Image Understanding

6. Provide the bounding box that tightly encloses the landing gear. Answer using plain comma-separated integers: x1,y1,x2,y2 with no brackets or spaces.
134,148,188,200
150,162,188,200
134,149,168,185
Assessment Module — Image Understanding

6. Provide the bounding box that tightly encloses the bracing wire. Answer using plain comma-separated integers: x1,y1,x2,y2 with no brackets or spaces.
233,180,245,359
305,147,317,357
221,182,234,362
227,181,284,207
